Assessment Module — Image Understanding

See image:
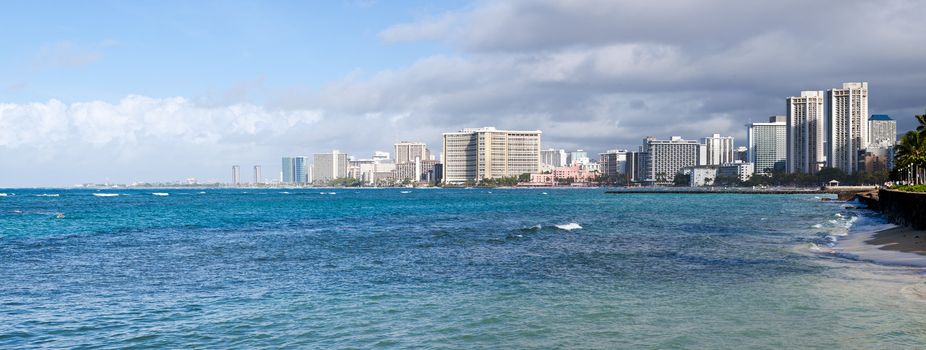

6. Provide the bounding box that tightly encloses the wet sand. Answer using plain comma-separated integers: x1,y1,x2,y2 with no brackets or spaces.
866,226,926,255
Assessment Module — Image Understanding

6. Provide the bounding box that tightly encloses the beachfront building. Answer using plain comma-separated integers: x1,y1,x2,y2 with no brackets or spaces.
641,136,701,184
253,165,262,184
281,157,294,183
747,116,787,174
869,114,896,148
599,150,628,178
529,165,597,186
541,148,568,168
231,165,240,185
826,82,869,174
394,141,430,165
684,166,718,187
441,127,541,184
625,151,645,183
718,162,755,182
787,91,826,174
313,150,349,184
702,134,735,165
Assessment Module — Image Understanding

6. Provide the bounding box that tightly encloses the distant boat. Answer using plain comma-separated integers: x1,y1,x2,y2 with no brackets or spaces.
92,193,119,197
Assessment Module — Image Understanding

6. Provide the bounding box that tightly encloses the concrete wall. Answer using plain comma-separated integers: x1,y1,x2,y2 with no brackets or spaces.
878,189,926,230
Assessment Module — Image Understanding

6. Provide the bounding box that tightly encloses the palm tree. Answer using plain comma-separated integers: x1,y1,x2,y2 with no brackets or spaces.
895,130,926,184
917,111,926,135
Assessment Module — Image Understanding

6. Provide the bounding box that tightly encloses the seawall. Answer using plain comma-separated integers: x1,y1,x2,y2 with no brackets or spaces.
876,189,926,230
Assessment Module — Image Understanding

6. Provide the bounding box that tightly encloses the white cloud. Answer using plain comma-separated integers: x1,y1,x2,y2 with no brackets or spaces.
0,96,325,186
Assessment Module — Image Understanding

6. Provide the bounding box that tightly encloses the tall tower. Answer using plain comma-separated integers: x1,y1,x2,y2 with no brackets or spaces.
253,165,262,184
786,91,825,174
702,134,735,165
826,82,869,174
747,116,787,174
231,165,241,185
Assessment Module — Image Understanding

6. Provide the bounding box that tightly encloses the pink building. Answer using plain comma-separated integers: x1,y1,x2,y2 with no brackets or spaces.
528,165,597,185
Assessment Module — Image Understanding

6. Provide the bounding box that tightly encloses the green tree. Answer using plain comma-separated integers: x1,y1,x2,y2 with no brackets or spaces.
895,130,926,184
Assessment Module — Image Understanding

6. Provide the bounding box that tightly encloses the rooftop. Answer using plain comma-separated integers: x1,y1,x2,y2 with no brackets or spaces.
870,114,893,121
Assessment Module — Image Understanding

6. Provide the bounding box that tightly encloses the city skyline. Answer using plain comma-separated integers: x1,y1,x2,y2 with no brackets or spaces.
2,1,926,186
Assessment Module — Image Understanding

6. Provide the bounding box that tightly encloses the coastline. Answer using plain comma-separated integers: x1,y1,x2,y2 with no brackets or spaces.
839,224,926,267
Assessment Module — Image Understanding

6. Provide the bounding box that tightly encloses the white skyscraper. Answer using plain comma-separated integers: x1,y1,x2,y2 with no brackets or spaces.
787,91,826,174
702,134,735,165
231,165,240,185
826,82,869,174
747,116,787,174
541,149,568,167
253,165,262,184
442,127,541,184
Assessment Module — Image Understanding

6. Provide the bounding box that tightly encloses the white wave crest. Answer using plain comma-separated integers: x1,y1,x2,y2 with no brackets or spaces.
152,192,169,196
92,193,119,197
555,223,582,231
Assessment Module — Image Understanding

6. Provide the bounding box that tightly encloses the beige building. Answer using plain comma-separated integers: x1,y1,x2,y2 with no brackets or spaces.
394,141,430,164
442,127,541,184
787,91,826,174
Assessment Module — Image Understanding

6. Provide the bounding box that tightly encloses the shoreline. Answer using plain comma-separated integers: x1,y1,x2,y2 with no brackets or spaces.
839,224,926,268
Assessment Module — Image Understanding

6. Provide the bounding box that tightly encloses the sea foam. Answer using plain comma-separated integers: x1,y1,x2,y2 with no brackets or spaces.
555,223,582,231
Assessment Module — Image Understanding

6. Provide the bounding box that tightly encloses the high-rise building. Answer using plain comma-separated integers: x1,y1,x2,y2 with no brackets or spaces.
625,151,645,183
599,150,628,178
826,82,869,174
541,148,568,167
281,157,295,183
253,165,262,184
231,165,240,185
702,134,735,165
313,150,349,183
293,157,308,184
568,150,589,166
394,141,430,165
441,127,541,184
642,136,701,183
869,114,896,148
734,146,749,162
748,116,787,174
787,91,826,174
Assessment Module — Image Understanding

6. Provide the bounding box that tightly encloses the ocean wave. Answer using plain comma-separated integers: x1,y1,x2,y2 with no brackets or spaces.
35,194,60,197
808,243,835,254
0,193,10,197
152,192,169,196
555,223,582,231
92,193,119,197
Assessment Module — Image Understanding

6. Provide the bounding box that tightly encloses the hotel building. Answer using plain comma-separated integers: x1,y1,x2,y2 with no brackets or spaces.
826,82,869,174
747,116,787,174
702,134,735,165
313,150,349,183
442,127,541,184
786,91,826,174
641,136,701,184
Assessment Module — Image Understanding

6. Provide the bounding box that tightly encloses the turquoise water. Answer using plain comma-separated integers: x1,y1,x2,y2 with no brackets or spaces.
1,188,925,349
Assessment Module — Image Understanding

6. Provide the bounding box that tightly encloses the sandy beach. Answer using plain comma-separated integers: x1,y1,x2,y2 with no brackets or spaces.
867,226,926,255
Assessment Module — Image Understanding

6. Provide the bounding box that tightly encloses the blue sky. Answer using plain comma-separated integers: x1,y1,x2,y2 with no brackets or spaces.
2,0,925,186
0,1,462,103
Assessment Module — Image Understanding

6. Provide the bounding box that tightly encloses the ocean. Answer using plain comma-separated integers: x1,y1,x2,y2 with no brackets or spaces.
1,188,925,349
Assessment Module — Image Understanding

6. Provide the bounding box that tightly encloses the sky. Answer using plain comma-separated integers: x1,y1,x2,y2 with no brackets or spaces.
1,0,925,186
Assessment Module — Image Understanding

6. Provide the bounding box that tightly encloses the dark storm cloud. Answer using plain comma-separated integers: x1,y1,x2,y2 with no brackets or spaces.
314,0,926,153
